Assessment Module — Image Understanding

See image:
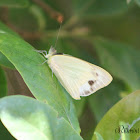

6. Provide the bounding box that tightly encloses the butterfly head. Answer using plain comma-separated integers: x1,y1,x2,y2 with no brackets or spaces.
45,46,57,59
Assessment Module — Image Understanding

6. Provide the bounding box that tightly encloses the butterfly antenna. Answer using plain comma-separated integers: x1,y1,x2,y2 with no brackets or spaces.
54,21,62,49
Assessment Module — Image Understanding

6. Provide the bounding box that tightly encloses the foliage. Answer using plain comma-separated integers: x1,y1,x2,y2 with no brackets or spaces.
0,0,140,140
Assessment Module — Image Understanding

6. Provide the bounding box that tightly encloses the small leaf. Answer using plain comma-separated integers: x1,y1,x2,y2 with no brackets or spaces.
92,90,140,140
0,66,7,98
0,95,83,140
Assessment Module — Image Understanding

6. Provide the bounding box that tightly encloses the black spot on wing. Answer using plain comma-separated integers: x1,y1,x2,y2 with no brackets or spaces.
88,80,94,86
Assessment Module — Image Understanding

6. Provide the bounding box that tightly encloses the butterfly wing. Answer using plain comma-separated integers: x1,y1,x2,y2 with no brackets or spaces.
48,55,112,100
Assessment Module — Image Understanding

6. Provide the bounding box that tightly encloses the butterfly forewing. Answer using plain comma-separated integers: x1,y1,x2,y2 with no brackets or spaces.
48,54,112,100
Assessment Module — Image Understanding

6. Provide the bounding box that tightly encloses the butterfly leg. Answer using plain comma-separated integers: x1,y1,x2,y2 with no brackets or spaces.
34,49,47,57
41,59,48,65
34,49,49,65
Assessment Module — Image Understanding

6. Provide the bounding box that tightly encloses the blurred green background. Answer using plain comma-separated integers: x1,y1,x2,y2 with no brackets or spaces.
0,0,140,140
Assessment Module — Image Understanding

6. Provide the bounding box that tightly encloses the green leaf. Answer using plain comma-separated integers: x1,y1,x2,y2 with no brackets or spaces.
89,79,124,122
0,95,83,140
0,66,7,98
0,26,80,133
92,37,140,90
0,0,29,8
0,22,16,69
72,0,129,17
92,90,140,140
0,52,15,69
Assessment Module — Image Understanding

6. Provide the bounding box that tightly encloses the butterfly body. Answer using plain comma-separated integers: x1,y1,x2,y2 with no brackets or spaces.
43,47,112,100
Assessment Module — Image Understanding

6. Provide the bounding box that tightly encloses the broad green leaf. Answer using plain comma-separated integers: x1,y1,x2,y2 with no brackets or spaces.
0,0,29,7
89,79,124,122
92,37,140,90
72,0,129,17
0,28,80,133
0,66,7,98
0,95,83,140
92,90,140,140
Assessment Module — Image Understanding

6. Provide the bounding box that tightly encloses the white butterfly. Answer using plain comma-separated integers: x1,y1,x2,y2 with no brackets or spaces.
37,47,113,100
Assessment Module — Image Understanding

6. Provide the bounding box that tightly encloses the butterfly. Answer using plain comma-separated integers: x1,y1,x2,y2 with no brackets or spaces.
37,47,113,100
